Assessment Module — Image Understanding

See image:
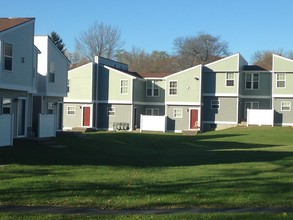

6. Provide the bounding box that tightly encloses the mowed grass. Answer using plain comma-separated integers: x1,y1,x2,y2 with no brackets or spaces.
0,126,293,218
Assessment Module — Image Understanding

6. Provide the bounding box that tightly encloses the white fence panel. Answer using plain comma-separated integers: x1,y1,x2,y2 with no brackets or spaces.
0,115,14,147
140,115,167,132
39,114,56,138
247,109,274,126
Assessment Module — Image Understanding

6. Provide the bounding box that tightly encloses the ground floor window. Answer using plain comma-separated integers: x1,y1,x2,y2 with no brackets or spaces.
173,108,183,118
108,107,115,116
67,106,75,115
211,100,220,109
2,98,11,114
48,102,54,114
145,108,159,115
281,101,291,111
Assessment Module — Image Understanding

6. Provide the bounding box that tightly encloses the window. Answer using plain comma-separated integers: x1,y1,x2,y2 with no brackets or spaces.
169,80,178,95
120,80,129,95
108,107,115,116
2,98,11,114
145,108,159,115
277,73,286,88
226,73,234,86
211,100,220,109
173,108,182,118
245,73,259,90
4,43,13,71
146,80,159,97
67,79,70,93
281,101,291,111
48,102,54,114
67,106,75,115
49,62,55,83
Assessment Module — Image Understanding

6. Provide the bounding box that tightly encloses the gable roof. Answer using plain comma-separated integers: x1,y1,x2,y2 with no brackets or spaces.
104,65,143,79
0,18,34,32
243,65,270,71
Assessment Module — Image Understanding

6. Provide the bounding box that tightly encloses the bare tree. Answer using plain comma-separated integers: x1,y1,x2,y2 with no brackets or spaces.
251,49,293,70
75,22,124,61
174,32,229,70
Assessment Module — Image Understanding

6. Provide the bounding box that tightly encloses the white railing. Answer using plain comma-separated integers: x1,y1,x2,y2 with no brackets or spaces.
0,115,14,147
140,115,167,132
39,114,56,138
247,109,274,126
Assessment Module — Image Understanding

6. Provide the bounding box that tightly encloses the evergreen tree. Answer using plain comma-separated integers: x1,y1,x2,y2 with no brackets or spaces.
49,31,66,54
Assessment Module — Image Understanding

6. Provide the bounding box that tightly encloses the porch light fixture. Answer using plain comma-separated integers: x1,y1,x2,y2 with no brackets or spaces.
194,76,200,80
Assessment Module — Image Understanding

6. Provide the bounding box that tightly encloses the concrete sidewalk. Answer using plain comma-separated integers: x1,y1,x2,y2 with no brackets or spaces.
0,206,293,215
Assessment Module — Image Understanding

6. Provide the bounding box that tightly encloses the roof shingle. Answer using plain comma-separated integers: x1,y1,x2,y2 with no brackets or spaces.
0,18,34,32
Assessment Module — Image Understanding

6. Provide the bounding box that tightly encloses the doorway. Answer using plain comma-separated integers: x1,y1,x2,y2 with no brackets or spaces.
83,106,91,127
190,109,199,129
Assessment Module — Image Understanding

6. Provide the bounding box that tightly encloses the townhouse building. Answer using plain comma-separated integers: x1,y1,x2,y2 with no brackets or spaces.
63,53,293,133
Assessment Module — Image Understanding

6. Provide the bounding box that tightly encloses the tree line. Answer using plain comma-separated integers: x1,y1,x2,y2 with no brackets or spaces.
50,21,293,73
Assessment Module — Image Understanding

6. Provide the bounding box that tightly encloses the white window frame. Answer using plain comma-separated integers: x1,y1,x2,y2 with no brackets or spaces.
49,62,55,83
4,42,13,71
48,102,54,114
2,98,12,114
211,100,220,109
245,73,259,90
281,101,291,111
145,108,159,115
146,80,159,97
226,72,235,87
67,106,75,115
169,80,178,96
173,108,183,118
107,107,115,116
276,73,286,88
120,79,129,95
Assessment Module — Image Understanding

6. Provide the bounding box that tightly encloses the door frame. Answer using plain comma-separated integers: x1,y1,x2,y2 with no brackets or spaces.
189,107,200,130
81,105,92,127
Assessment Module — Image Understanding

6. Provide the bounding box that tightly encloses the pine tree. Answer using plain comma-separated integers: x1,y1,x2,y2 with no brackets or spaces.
49,31,66,54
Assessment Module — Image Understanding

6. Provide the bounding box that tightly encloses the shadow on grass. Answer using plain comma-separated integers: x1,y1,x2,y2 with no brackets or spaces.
0,131,292,167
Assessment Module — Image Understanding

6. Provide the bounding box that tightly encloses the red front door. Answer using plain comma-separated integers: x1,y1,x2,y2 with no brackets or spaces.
190,109,199,129
83,106,90,126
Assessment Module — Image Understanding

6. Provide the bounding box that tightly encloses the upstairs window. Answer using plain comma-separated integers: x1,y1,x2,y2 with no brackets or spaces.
49,62,55,83
169,80,178,95
226,73,234,86
4,43,13,71
276,73,286,88
245,73,259,90
120,79,129,95
2,98,11,114
146,80,159,97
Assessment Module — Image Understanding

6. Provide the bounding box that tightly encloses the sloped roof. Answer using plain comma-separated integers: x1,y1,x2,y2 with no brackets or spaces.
0,18,34,32
243,65,270,71
105,65,143,79
138,72,173,78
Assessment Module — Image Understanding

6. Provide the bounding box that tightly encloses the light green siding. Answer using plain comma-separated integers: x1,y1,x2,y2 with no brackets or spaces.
98,67,133,102
203,71,238,94
273,55,293,72
66,63,93,101
97,104,132,129
273,73,293,95
205,54,240,72
202,97,238,122
166,105,190,131
144,80,165,103
274,98,293,125
63,103,83,128
165,65,201,103
133,79,145,102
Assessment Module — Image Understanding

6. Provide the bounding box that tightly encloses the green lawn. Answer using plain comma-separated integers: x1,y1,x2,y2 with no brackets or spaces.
0,126,293,219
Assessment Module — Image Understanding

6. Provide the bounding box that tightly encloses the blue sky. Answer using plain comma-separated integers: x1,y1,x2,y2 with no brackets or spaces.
2,0,293,63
